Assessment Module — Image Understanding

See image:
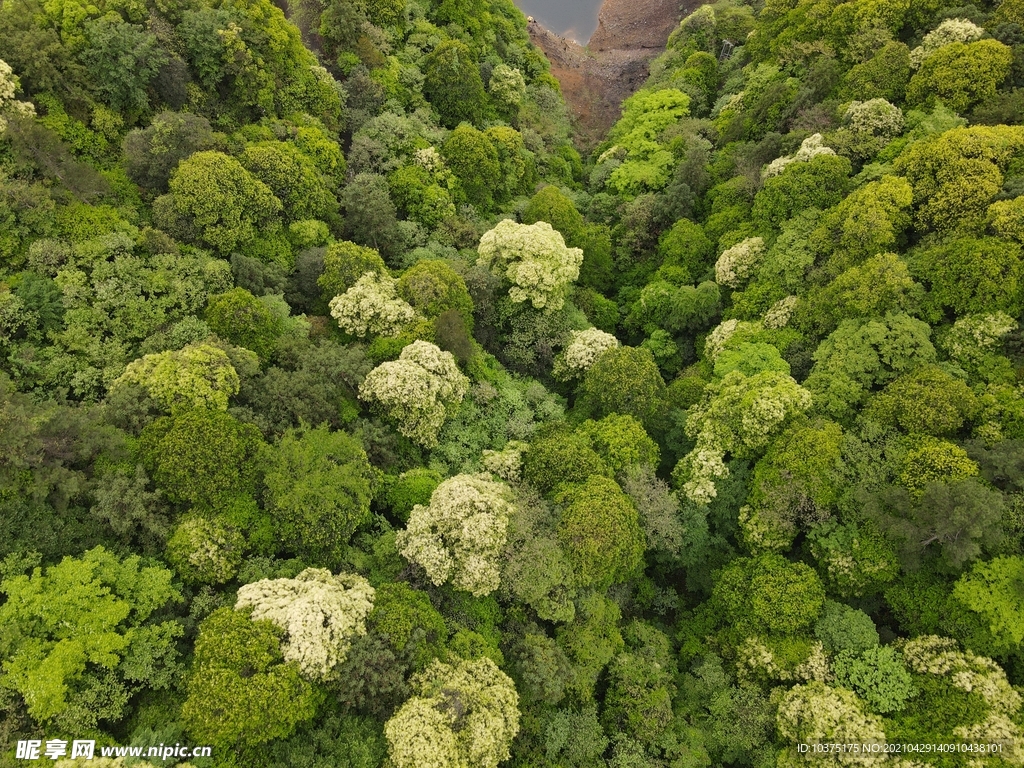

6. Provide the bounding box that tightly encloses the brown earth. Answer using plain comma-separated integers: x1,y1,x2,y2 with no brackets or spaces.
527,0,691,151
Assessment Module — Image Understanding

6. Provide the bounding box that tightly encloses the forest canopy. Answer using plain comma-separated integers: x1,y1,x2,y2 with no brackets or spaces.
3,0,1024,763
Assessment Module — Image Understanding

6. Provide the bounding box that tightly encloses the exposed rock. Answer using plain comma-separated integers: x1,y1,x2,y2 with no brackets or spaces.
527,0,695,151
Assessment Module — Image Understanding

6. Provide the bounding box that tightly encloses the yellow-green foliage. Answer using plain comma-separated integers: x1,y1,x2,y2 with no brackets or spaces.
115,342,239,411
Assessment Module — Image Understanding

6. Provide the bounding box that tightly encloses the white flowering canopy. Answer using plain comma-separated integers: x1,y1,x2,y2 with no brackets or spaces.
328,271,416,338
359,340,469,447
715,237,765,288
763,296,798,330
0,59,36,133
396,472,514,596
235,568,375,682
557,327,620,379
477,219,583,310
941,312,1017,367
762,134,835,178
384,657,520,768
843,99,904,139
910,18,985,67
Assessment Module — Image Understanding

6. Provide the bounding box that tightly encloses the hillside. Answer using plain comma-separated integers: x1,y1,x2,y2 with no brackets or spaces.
3,0,1024,764
527,0,687,147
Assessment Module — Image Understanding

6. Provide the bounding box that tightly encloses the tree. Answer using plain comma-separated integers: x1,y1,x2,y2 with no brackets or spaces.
123,111,218,191
674,370,812,504
477,219,583,311
909,237,1024,317
204,287,283,362
576,414,660,475
557,476,644,590
488,63,526,119
154,151,282,255
396,260,474,326
752,153,851,229
814,601,879,655
441,124,500,210
80,17,166,116
240,141,338,223
395,473,514,596
422,40,488,128
575,346,667,428
713,554,825,636
328,272,416,338
263,425,375,564
139,408,265,508
235,568,375,682
952,556,1024,653
657,219,714,283
555,327,620,380
832,646,916,714
804,314,936,423
797,253,922,337
862,478,1004,571
165,515,245,584
359,341,470,447
340,173,405,262
0,547,181,728
522,186,586,246
865,365,977,436
893,126,1024,234
181,607,319,750
906,40,1013,115
602,623,677,748
317,240,388,304
384,657,520,768
115,343,239,412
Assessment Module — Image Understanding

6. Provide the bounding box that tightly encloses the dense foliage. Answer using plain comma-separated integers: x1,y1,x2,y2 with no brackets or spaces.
3,0,1024,762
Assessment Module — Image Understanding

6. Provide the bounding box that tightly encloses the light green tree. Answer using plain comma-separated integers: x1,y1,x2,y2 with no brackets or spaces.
166,515,245,584
396,473,514,596
359,341,470,447
115,343,238,412
154,151,282,255
0,547,182,727
181,607,319,749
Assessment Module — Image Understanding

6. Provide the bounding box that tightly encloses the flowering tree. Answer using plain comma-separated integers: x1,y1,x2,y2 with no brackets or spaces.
359,341,469,447
396,473,514,596
674,370,812,504
554,327,620,380
329,272,416,338
235,568,375,682
477,219,583,310
384,657,520,768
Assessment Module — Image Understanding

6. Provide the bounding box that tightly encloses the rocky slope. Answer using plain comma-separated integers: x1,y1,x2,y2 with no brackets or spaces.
527,0,692,149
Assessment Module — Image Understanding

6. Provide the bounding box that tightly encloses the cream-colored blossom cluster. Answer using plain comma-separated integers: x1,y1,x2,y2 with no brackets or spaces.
738,503,797,552
414,146,445,173
328,271,416,337
762,134,836,178
488,64,527,110
0,59,36,134
763,295,798,329
235,568,375,682
385,657,520,768
396,473,514,596
735,637,831,685
678,370,812,503
116,342,239,411
359,341,469,447
910,18,985,67
482,440,527,482
901,636,1021,714
477,219,583,310
777,682,889,766
843,99,904,139
941,312,1017,367
715,237,765,288
557,327,620,378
